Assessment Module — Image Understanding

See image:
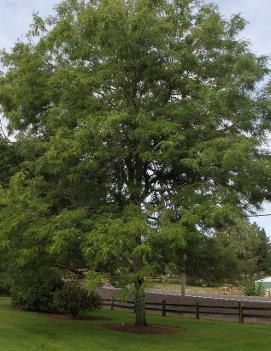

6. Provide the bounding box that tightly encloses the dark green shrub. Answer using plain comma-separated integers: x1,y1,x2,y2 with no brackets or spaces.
0,273,11,295
10,266,62,311
243,277,265,296
53,281,101,317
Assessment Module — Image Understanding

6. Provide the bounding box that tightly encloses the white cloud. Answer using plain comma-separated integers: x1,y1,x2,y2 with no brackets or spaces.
2,0,269,55
0,0,57,50
216,0,271,55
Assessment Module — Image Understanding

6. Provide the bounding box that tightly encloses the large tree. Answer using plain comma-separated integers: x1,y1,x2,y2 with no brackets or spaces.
1,0,271,326
216,220,271,277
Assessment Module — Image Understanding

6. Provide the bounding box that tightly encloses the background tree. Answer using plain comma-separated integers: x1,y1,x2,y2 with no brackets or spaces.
157,220,271,297
152,230,239,299
0,0,271,326
216,220,271,278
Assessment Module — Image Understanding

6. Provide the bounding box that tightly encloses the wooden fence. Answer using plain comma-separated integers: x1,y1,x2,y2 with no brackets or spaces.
101,298,271,323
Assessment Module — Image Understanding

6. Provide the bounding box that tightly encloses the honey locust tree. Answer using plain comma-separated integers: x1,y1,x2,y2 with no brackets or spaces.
1,0,271,326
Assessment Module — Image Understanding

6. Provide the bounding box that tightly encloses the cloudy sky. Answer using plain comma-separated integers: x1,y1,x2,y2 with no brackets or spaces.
1,0,271,54
0,0,271,234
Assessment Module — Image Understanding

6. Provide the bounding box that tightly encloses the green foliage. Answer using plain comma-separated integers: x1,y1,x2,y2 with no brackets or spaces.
0,273,11,295
84,271,106,293
243,276,265,297
10,266,62,311
153,230,240,286
216,221,271,278
0,0,271,325
53,281,101,317
0,139,19,187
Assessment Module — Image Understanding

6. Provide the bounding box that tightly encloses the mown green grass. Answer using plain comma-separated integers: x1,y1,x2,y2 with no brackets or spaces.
0,297,270,351
149,283,242,295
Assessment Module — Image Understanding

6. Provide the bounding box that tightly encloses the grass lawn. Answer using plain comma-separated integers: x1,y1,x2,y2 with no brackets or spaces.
0,297,270,351
149,283,221,294
149,283,243,295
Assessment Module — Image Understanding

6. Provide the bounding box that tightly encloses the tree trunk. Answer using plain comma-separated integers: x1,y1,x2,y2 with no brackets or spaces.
134,278,147,327
180,272,186,304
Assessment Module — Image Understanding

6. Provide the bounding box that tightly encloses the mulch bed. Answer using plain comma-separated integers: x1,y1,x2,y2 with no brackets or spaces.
104,323,183,335
8,304,112,321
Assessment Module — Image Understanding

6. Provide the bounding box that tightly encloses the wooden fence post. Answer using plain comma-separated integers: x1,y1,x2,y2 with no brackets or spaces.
111,297,114,311
239,302,244,323
162,299,166,317
196,301,200,320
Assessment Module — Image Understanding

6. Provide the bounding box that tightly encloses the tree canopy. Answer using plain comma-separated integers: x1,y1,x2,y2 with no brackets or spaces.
0,0,271,326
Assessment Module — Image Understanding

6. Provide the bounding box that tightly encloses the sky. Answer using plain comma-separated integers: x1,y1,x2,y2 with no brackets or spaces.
0,0,271,234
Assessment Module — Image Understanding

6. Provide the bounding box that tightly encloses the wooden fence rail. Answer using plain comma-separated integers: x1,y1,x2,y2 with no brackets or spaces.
101,298,271,323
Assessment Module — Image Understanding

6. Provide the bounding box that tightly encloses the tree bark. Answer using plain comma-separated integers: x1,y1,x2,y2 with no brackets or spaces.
134,278,147,327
